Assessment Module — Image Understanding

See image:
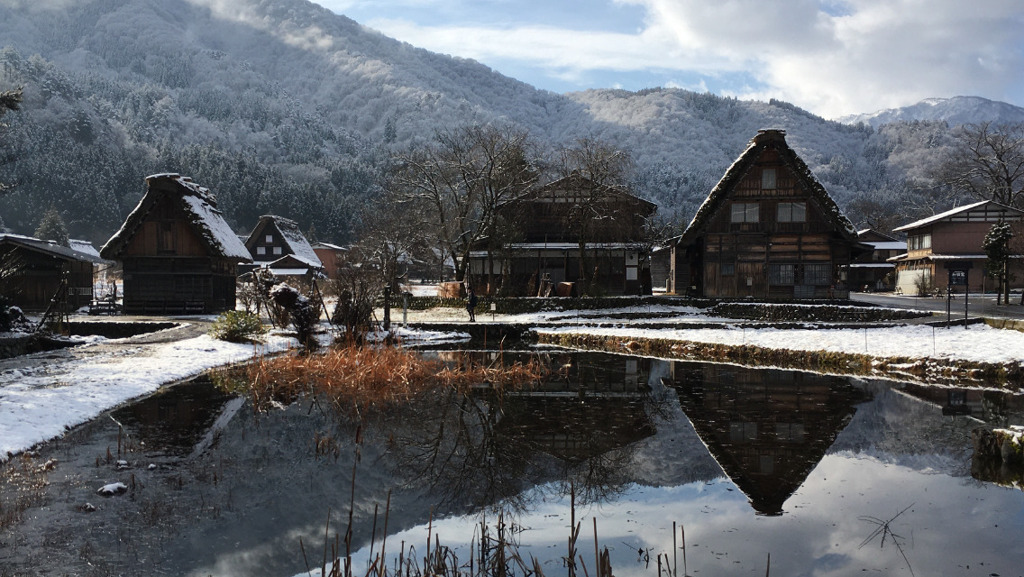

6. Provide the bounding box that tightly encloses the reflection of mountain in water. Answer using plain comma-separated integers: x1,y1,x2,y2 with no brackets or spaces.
665,362,869,515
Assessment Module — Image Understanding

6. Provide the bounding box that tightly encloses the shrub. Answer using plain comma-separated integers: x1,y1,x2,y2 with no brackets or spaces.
913,272,935,297
209,310,266,343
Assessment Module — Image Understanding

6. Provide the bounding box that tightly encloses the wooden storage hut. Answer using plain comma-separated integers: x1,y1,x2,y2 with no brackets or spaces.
100,174,251,315
0,234,104,311
672,130,869,299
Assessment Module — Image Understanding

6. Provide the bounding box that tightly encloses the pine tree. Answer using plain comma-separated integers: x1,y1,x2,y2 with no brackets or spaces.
34,206,70,246
982,221,1014,304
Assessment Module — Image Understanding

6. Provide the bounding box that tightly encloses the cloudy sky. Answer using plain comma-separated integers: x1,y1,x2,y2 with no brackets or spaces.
311,0,1024,119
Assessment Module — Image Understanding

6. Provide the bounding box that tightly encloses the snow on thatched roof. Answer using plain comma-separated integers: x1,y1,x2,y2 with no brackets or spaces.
247,215,322,266
100,174,250,261
679,129,858,245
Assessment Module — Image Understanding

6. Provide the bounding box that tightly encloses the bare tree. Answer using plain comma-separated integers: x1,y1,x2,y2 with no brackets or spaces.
556,137,641,294
939,121,1024,209
387,123,538,284
354,192,431,293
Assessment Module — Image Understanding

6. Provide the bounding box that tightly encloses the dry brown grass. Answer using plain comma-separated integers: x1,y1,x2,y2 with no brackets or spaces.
221,344,548,413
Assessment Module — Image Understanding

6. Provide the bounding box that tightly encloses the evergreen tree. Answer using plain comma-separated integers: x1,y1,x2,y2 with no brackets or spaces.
34,206,70,246
982,221,1014,304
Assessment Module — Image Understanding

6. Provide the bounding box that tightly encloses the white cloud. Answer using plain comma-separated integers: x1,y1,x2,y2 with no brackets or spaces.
346,0,1024,118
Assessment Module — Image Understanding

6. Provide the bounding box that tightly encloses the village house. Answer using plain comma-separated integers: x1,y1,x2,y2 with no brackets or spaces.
243,215,323,280
469,172,657,296
310,241,348,280
0,234,105,311
847,229,906,292
671,129,869,299
100,174,251,315
889,200,1024,295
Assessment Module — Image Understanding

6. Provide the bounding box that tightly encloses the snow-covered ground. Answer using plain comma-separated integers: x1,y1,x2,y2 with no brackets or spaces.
0,322,298,461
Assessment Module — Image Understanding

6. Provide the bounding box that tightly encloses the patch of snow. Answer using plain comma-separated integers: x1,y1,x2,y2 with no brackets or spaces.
96,482,127,496
0,330,298,462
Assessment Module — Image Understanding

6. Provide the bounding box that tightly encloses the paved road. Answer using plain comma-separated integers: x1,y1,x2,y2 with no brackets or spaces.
851,292,1024,321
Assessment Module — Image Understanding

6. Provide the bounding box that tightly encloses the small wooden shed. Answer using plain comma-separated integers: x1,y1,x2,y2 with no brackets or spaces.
100,174,251,315
0,234,104,311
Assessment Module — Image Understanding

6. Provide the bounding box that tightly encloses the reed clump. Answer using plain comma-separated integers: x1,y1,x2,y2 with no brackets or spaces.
223,344,548,413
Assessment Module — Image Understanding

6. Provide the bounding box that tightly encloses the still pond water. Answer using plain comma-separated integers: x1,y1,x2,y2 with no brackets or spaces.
2,347,1024,577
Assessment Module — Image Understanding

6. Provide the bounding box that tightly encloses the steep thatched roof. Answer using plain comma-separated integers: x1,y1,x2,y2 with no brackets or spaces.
679,130,858,246
100,174,250,261
245,215,322,266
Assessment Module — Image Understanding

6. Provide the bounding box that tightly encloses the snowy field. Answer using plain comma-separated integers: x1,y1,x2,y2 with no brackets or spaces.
0,323,298,461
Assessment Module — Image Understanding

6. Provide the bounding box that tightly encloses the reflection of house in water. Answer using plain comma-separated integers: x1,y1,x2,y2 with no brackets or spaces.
462,351,657,463
111,376,236,456
665,361,868,515
898,382,1024,419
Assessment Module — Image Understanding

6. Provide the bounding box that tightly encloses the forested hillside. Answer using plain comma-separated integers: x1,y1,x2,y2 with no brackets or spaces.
0,0,1017,245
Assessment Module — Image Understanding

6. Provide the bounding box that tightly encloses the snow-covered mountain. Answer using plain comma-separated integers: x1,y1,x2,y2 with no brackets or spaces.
0,0,1017,244
838,96,1024,128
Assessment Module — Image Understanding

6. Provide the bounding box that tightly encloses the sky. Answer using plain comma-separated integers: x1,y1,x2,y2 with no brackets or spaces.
310,0,1024,120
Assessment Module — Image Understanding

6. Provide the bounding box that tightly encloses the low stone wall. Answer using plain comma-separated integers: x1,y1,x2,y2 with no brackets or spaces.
973,426,1024,465
1,322,181,359
66,321,179,339
407,322,536,343
707,302,931,323
536,331,1024,388
984,318,1024,332
0,334,77,359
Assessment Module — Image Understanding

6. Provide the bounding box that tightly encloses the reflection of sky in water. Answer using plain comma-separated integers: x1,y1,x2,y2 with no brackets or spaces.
341,457,1024,577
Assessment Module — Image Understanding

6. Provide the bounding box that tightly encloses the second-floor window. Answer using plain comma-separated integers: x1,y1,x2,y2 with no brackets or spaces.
731,202,760,223
256,246,266,255
777,202,806,223
909,233,932,250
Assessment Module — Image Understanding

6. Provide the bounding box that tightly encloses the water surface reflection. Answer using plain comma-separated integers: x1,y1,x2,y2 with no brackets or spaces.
2,350,1023,577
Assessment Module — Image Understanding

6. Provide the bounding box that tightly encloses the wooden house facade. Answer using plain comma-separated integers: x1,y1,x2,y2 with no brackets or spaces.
100,174,251,315
311,242,348,280
889,200,1024,294
672,130,869,299
469,173,658,296
0,234,104,311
